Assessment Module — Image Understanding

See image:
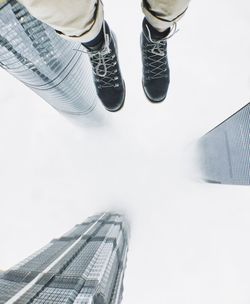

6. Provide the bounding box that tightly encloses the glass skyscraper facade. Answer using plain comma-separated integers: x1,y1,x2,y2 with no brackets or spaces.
0,0,98,115
198,103,250,185
0,213,129,304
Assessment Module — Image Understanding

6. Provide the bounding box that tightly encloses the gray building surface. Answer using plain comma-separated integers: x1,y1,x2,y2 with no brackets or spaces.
0,0,98,115
198,102,250,185
0,213,129,304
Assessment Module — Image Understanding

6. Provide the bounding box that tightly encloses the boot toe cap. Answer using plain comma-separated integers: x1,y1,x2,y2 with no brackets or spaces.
143,78,169,103
98,83,126,112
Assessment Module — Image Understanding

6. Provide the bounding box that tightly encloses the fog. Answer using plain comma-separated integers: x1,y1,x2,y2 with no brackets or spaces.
0,0,250,303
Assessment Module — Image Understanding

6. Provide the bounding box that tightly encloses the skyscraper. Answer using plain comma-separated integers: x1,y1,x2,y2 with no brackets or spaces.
0,213,129,304
198,102,250,185
0,0,98,115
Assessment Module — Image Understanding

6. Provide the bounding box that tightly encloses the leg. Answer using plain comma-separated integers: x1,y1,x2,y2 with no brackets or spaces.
141,0,191,103
18,0,104,43
142,0,191,32
18,0,125,112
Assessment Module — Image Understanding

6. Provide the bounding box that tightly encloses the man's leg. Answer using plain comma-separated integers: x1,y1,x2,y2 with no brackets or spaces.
18,0,125,112
18,0,103,43
142,0,190,32
141,0,190,102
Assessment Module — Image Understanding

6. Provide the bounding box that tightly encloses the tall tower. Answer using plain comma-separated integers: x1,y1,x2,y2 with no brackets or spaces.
0,213,129,304
0,0,98,115
198,102,250,185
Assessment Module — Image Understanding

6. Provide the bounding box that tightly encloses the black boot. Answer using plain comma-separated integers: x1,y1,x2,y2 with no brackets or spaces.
84,22,125,112
141,18,171,103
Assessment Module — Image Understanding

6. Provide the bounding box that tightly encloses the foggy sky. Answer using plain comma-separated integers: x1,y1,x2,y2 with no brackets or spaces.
0,0,250,303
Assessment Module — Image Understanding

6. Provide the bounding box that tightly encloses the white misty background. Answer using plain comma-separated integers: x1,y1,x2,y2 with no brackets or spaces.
0,0,250,303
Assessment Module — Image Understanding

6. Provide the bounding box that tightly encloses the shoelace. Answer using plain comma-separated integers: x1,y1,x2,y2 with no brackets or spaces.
143,23,178,80
143,39,168,79
74,31,120,89
89,35,119,89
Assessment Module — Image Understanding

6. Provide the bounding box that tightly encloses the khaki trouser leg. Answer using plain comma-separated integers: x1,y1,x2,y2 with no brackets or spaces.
142,0,190,32
17,0,104,43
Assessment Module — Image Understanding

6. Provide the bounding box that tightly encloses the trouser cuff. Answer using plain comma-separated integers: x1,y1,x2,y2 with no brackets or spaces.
58,0,104,43
142,0,188,32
